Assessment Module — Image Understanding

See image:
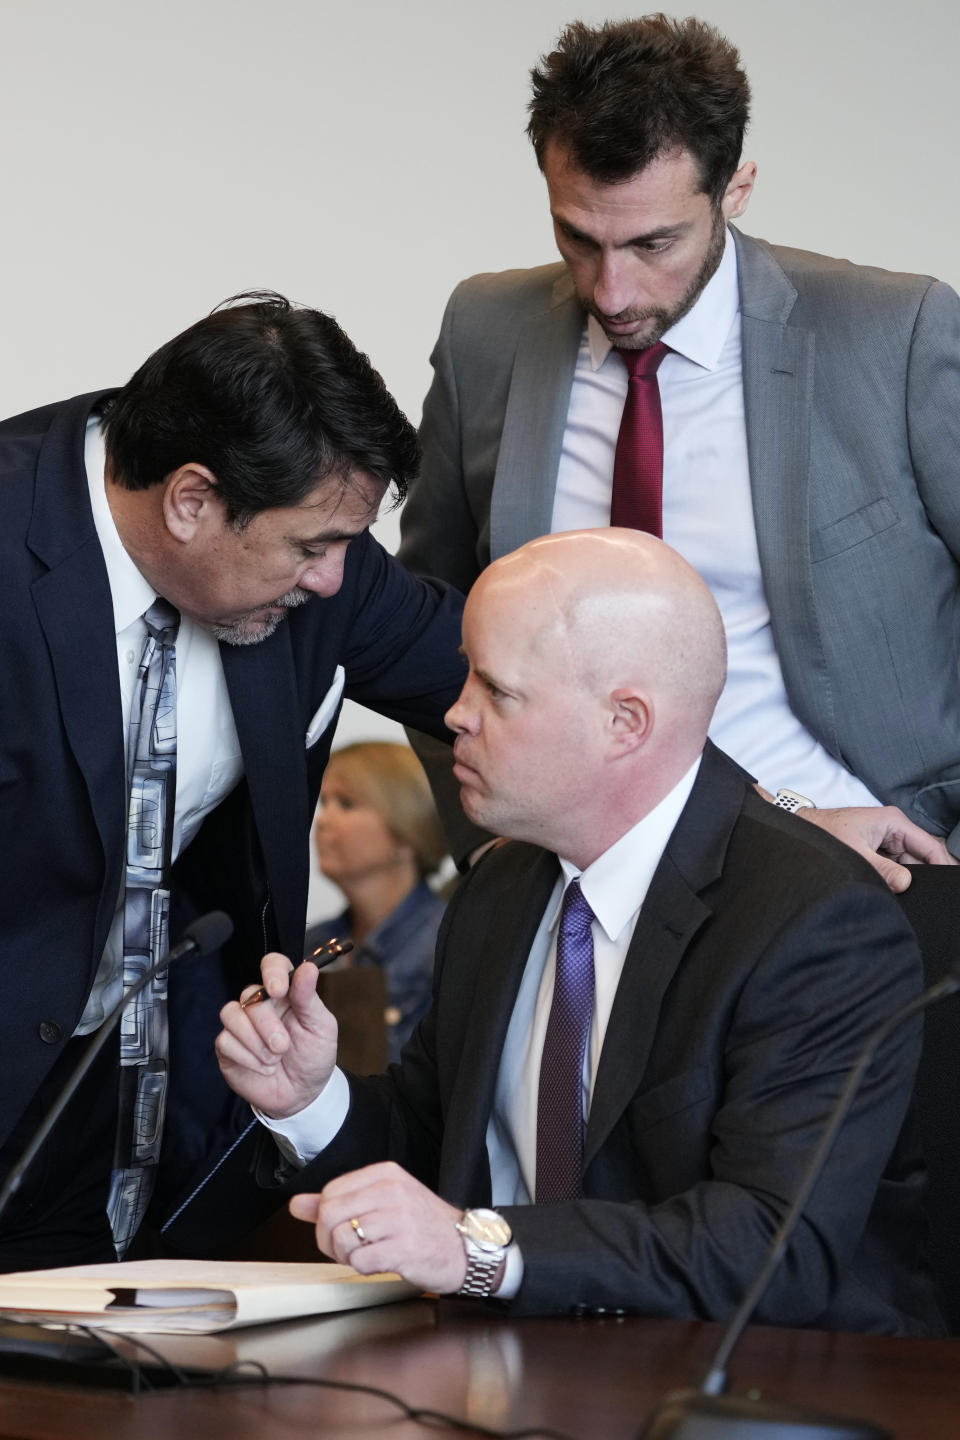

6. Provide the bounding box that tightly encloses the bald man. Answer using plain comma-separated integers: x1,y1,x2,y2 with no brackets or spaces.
206,530,940,1334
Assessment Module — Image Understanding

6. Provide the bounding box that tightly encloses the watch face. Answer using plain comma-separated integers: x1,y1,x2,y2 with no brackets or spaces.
461,1208,512,1249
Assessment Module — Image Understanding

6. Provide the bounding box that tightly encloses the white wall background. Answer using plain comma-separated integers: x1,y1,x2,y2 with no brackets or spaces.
2,0,956,916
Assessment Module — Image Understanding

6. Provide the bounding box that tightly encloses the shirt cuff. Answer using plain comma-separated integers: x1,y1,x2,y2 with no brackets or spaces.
493,1242,524,1300
254,1067,351,1167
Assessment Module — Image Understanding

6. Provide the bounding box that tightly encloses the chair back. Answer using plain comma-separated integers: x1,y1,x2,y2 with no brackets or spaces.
896,866,960,1333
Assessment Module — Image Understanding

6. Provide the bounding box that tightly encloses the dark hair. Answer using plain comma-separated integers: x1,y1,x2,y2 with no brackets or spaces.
103,291,419,525
527,15,750,206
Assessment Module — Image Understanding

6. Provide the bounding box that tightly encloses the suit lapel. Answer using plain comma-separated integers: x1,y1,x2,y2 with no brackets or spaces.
585,744,743,1167
221,630,309,957
440,846,560,1201
585,863,710,1167
735,229,835,732
490,269,583,560
27,394,127,965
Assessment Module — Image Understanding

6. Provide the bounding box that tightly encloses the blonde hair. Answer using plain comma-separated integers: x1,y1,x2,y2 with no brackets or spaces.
323,742,447,880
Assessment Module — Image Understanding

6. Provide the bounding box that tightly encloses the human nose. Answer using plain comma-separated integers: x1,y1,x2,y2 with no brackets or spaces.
592,252,638,318
445,683,477,735
299,546,348,597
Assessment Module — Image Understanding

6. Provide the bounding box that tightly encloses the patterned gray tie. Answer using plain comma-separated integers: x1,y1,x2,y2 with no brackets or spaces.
535,879,596,1203
106,597,179,1256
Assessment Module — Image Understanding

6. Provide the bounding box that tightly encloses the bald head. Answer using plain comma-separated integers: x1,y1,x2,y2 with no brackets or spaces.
479,528,725,731
446,530,727,865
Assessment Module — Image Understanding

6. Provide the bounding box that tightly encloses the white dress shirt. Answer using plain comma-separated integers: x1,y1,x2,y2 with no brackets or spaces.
261,757,701,1297
77,417,244,1033
552,231,878,810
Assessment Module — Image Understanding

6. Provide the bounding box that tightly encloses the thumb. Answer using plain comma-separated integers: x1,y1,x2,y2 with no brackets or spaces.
289,1192,321,1223
286,960,325,1022
866,852,911,893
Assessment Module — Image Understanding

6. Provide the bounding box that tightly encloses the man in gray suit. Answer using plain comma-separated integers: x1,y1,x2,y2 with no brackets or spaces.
398,14,960,887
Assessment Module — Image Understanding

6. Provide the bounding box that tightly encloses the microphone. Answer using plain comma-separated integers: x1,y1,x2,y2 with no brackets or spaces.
0,910,234,1227
637,963,960,1440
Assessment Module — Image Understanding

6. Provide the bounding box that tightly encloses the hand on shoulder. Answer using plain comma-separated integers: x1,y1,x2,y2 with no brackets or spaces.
797,804,956,892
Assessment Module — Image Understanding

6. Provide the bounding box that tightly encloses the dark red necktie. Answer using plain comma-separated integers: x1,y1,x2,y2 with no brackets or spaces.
610,341,670,537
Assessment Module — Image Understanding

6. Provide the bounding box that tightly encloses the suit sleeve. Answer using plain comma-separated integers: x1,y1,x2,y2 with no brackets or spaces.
904,278,960,554
501,884,923,1328
398,283,490,592
398,284,498,863
899,280,960,852
336,532,467,740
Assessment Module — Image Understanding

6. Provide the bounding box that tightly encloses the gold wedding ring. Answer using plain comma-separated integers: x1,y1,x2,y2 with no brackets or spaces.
350,1217,367,1243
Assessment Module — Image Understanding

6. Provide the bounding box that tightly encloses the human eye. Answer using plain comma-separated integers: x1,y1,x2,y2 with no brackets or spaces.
636,236,675,255
322,792,354,813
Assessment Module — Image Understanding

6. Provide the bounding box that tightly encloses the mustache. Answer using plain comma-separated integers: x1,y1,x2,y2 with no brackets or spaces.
273,587,312,610
593,303,668,325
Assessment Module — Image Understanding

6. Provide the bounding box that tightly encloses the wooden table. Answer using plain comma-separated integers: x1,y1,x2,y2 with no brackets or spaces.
0,1299,957,1439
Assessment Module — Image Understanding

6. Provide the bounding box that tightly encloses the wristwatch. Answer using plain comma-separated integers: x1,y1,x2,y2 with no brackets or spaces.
774,788,816,813
455,1208,512,1298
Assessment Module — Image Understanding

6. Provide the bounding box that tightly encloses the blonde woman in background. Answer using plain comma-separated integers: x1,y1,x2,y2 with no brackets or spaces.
305,742,449,1062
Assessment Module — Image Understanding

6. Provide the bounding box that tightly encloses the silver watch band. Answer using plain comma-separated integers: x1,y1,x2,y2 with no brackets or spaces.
457,1252,504,1298
774,788,816,813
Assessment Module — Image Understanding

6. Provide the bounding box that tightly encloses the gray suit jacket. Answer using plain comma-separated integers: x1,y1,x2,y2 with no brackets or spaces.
399,230,960,858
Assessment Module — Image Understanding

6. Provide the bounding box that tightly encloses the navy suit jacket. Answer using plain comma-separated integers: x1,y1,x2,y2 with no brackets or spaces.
0,391,466,1210
166,744,942,1335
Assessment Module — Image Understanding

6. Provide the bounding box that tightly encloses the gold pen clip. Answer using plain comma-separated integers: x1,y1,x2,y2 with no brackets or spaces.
239,937,355,1008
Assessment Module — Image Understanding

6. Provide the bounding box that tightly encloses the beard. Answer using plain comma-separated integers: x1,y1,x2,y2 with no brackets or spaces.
593,208,727,351
210,586,312,646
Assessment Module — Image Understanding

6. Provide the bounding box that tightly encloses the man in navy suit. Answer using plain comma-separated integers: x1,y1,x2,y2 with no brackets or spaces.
212,530,940,1335
0,293,465,1269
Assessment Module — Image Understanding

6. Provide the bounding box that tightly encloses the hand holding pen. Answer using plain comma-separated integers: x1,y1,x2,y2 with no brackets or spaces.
239,937,354,1010
218,944,346,1118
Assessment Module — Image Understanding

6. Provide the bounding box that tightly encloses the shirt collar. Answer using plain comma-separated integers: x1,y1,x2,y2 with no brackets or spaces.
550,755,702,944
586,226,740,374
85,414,156,635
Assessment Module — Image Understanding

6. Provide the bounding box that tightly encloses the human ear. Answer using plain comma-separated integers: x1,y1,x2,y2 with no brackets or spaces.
720,160,757,222
608,687,651,753
161,464,220,541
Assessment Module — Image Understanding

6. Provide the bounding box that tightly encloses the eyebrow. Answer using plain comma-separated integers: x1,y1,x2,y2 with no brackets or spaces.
476,663,524,699
287,523,369,547
553,215,692,248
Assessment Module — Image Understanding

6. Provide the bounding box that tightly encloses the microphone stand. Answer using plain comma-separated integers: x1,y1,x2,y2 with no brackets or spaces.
0,910,234,1228
636,970,960,1440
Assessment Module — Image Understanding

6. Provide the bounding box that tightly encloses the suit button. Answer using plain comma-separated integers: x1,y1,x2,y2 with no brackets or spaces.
38,1020,63,1045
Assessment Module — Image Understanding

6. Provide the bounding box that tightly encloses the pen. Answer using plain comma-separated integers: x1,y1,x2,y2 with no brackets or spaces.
239,938,355,1009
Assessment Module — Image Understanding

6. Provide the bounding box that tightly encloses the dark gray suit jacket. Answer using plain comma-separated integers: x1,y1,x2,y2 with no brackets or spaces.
166,744,941,1334
399,230,960,859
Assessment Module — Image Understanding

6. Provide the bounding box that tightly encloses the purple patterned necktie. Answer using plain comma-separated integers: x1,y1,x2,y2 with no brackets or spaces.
107,597,179,1256
535,879,596,1203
